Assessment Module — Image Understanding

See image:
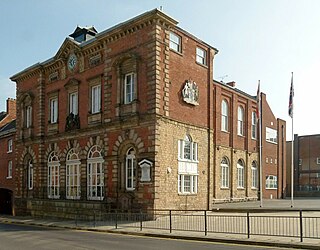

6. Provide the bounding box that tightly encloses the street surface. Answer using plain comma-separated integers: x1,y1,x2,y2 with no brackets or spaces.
0,222,292,250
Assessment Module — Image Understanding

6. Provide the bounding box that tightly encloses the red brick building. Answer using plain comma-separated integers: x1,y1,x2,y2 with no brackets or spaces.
287,134,320,197
0,99,16,214
10,9,285,217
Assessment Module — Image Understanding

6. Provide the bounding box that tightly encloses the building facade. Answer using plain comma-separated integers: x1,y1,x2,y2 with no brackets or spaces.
0,99,16,214
10,9,286,217
287,134,320,197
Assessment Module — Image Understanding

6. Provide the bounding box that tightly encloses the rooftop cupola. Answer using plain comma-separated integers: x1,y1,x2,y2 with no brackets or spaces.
69,26,98,43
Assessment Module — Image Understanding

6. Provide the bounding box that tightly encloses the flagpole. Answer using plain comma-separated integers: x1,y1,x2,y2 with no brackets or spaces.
257,80,263,208
291,113,294,207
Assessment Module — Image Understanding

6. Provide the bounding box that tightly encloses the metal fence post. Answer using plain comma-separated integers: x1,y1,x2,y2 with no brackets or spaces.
204,210,207,236
115,210,118,229
247,211,250,239
300,210,303,242
140,210,143,231
169,210,172,233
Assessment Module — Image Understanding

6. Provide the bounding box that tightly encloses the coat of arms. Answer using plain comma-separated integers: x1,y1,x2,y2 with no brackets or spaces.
182,80,199,105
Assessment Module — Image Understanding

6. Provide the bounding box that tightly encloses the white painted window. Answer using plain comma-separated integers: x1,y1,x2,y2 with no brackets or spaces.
26,105,32,128
7,139,13,153
196,47,207,65
221,157,230,188
221,100,228,132
266,127,277,144
69,92,78,115
66,149,80,199
237,106,244,136
178,135,198,161
169,32,181,52
178,174,197,194
91,85,101,114
299,159,302,166
124,73,135,104
317,158,320,165
50,97,58,123
266,175,278,189
126,148,136,190
237,159,245,188
28,160,33,190
7,161,12,178
251,111,257,139
87,145,104,200
48,151,60,199
251,161,258,188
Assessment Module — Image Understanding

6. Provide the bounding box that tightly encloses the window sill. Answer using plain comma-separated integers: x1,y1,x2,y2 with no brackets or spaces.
6,176,12,179
48,196,60,199
178,193,197,196
7,151,12,154
237,134,245,138
170,48,183,56
251,187,258,190
88,112,102,125
87,197,104,201
195,61,208,68
221,130,230,134
220,187,230,190
266,188,278,190
237,187,245,190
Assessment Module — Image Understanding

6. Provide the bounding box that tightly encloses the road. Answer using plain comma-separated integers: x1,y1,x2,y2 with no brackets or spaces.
0,222,292,250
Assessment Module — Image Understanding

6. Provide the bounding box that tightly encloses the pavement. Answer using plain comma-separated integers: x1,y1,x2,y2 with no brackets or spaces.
1,199,320,250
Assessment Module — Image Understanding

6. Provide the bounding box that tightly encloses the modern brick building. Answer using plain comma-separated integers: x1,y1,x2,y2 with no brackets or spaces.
10,9,286,217
0,99,16,214
287,134,320,197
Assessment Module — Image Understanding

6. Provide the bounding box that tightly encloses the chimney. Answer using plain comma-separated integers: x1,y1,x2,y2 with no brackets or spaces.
6,98,16,117
226,81,236,87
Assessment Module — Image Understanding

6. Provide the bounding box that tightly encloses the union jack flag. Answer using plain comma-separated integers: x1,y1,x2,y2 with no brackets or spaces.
288,73,294,118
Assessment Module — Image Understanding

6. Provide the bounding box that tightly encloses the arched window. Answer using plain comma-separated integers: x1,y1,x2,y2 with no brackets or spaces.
178,135,198,161
87,145,104,200
221,157,229,188
126,148,136,190
252,111,257,139
28,160,33,190
251,161,258,188
237,159,245,188
221,100,228,132
66,148,81,199
48,151,60,199
237,106,244,136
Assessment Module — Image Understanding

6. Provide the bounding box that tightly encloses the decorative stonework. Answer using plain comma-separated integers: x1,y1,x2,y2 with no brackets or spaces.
19,146,37,165
45,143,62,161
62,140,82,161
112,129,145,156
84,136,104,158
182,80,199,105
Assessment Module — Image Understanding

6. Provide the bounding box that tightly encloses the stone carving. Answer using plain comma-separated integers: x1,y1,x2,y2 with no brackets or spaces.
65,113,80,131
182,80,199,105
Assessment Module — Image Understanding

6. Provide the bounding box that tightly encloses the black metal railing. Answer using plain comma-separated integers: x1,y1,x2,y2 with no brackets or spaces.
71,209,320,242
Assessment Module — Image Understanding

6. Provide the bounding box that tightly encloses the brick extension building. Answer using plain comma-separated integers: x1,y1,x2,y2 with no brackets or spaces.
10,9,286,217
0,99,16,214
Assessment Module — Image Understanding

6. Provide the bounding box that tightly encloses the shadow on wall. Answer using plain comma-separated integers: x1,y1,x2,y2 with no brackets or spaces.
0,188,13,215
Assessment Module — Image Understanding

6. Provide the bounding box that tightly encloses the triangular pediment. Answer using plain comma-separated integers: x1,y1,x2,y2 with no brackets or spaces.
55,37,81,61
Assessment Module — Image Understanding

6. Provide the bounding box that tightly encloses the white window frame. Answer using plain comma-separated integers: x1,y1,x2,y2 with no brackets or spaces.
48,151,60,199
7,139,13,153
266,175,278,189
125,148,136,191
7,161,12,179
91,85,101,114
66,149,81,199
299,159,302,166
266,127,278,144
87,145,104,200
178,174,198,194
221,157,230,188
124,73,136,104
221,100,228,132
317,158,320,165
28,160,33,190
169,32,181,53
69,92,78,115
50,97,58,124
178,135,198,162
196,47,207,65
251,161,258,189
26,105,32,128
237,160,245,188
251,111,257,139
237,106,244,136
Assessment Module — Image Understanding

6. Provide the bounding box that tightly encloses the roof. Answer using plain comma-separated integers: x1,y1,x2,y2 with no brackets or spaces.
0,111,6,122
0,119,16,136
213,79,256,101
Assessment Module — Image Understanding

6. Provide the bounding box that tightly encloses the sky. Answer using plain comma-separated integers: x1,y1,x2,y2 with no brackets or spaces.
1,0,319,140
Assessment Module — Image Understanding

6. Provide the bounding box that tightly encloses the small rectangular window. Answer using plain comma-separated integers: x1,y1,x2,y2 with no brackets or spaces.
7,161,12,178
251,112,257,139
266,175,278,189
7,139,13,153
299,159,302,166
124,73,135,104
317,158,320,165
266,127,278,144
69,92,78,115
91,85,101,114
196,47,207,65
169,32,182,53
26,106,32,128
50,97,58,123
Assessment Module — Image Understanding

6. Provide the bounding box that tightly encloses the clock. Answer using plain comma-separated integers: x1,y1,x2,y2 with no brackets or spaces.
67,54,77,70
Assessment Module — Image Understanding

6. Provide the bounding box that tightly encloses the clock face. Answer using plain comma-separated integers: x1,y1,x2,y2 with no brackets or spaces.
68,54,77,70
